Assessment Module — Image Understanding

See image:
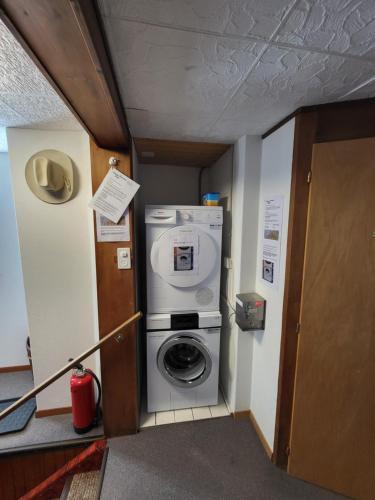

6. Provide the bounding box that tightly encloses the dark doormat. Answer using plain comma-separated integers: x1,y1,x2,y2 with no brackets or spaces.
0,397,36,435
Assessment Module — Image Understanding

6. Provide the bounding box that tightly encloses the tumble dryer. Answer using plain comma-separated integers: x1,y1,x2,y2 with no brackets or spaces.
145,205,223,313
146,312,221,412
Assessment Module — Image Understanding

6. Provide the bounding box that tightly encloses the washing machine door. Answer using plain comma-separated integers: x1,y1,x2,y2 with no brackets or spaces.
157,334,212,388
150,225,218,288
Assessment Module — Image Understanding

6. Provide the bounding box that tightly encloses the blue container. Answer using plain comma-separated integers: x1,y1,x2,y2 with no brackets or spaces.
202,192,220,206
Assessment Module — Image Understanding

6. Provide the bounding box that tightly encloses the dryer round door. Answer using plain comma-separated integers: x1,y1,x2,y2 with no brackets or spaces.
150,225,218,288
157,334,212,388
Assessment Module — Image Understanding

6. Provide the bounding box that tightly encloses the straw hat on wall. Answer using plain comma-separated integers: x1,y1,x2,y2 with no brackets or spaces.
25,149,74,204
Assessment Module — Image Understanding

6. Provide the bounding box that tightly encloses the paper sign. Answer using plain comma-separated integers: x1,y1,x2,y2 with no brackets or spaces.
169,229,199,276
96,209,130,242
90,168,140,223
261,196,283,288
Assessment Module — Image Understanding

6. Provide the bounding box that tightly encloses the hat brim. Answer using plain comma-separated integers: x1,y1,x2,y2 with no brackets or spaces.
25,149,74,204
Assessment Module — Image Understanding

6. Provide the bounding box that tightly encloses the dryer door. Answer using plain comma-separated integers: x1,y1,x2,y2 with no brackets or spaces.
150,225,218,288
157,334,212,388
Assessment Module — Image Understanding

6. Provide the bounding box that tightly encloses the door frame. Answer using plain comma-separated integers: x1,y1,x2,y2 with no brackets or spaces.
268,98,375,468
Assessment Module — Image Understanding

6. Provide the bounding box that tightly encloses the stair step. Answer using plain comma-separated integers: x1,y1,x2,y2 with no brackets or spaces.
60,446,108,500
65,470,101,500
60,475,73,500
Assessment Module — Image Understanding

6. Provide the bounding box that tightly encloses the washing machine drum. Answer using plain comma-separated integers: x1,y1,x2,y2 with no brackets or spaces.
157,334,212,388
150,225,218,288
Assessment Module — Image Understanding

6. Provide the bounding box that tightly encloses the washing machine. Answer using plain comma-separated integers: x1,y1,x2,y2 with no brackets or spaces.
146,312,221,412
145,205,223,313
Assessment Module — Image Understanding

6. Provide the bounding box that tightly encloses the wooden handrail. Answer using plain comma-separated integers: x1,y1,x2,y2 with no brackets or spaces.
0,311,142,422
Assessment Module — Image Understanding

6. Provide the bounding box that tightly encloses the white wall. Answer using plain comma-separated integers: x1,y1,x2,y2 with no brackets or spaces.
7,129,99,411
0,152,29,367
203,126,295,448
250,119,295,449
232,136,262,411
136,163,201,209
201,147,236,408
202,138,262,412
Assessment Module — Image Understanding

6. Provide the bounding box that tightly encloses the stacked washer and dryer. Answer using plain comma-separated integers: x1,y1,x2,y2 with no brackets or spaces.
145,205,223,412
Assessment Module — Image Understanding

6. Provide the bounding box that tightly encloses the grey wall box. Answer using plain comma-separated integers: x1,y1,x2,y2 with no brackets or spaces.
235,292,266,331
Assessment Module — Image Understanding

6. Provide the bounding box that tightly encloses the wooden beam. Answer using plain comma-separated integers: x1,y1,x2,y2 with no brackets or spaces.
0,0,129,149
262,97,375,140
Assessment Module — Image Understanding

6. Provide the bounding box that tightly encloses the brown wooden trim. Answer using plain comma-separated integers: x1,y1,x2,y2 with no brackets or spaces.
262,110,299,140
232,410,251,420
0,0,129,149
231,410,251,421
35,406,72,418
249,410,273,460
0,364,31,373
262,97,375,140
90,141,139,437
232,409,273,459
272,112,318,468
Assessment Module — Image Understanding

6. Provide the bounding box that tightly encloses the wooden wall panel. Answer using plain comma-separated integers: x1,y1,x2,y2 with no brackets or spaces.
90,141,138,437
0,445,85,500
134,137,231,167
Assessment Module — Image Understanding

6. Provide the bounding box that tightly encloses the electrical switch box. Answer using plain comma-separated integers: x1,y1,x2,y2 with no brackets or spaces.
235,292,266,331
117,248,131,269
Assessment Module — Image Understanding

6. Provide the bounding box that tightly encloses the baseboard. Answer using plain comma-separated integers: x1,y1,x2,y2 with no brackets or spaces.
35,406,72,418
232,410,251,420
249,409,273,460
0,364,31,373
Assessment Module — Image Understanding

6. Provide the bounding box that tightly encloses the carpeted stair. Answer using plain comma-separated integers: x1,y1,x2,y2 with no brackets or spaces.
19,439,107,500
60,470,103,500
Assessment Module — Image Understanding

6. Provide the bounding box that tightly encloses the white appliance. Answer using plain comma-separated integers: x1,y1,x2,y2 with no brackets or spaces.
146,205,223,313
147,312,221,412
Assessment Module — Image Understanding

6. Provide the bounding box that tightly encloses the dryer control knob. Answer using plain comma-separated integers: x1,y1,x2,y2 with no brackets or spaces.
181,212,191,221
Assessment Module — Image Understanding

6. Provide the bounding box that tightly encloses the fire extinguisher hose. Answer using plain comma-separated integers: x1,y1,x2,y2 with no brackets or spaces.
85,368,102,426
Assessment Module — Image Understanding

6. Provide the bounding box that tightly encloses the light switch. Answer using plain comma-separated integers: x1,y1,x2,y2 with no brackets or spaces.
117,248,131,269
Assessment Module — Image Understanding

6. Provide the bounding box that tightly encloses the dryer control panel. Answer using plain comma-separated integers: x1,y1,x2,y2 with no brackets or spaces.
177,209,223,225
145,205,223,225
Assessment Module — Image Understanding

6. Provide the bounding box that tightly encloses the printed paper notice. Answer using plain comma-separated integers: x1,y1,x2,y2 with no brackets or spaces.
261,196,283,288
90,168,140,223
96,209,130,242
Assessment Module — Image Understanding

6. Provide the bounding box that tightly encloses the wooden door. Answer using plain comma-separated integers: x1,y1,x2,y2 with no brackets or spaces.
288,138,375,499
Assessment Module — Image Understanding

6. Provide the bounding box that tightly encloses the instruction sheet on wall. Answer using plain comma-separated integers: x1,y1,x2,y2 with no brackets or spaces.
90,168,140,223
96,209,130,242
261,195,284,288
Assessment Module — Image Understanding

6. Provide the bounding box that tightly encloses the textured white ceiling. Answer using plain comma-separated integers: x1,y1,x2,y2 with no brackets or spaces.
99,0,375,142
0,20,81,132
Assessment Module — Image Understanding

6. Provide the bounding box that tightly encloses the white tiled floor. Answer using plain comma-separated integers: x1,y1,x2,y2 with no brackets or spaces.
140,389,230,428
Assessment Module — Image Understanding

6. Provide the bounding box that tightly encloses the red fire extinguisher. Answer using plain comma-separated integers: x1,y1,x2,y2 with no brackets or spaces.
69,360,101,434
